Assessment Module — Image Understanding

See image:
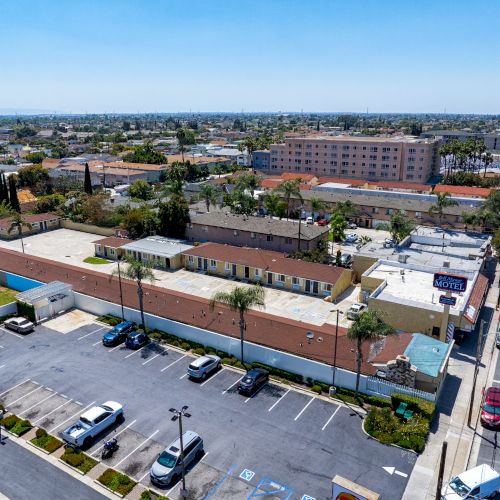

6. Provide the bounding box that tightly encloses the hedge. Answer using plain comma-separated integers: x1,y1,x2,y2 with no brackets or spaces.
98,468,136,496
61,448,98,474
16,301,36,322
0,414,32,436
140,492,171,500
391,393,436,421
31,428,63,453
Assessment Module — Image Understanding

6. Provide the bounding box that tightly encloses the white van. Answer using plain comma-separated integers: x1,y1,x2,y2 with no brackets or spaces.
442,464,500,499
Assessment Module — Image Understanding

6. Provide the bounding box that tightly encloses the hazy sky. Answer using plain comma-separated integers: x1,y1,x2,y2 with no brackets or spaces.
1,0,499,114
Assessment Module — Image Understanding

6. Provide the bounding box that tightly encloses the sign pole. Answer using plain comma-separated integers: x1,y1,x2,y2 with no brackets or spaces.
439,291,452,342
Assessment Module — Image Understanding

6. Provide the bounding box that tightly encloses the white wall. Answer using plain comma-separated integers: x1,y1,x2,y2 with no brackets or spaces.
0,302,17,317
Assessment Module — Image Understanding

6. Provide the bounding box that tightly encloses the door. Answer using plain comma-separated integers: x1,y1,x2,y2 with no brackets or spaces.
267,272,273,285
231,264,237,276
305,280,311,293
244,266,250,279
197,258,202,270
312,281,319,294
203,259,208,271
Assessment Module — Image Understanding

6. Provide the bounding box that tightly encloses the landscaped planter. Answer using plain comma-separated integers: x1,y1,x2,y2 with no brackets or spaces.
30,428,63,454
59,447,98,475
96,468,137,498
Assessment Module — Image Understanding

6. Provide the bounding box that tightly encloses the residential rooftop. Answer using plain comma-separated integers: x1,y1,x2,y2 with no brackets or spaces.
121,236,194,259
403,333,453,378
273,135,439,144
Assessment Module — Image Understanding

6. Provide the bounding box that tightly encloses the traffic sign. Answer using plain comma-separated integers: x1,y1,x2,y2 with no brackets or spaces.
433,273,467,292
439,295,457,306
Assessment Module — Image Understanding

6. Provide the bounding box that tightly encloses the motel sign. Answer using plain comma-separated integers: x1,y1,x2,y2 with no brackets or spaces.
433,273,468,293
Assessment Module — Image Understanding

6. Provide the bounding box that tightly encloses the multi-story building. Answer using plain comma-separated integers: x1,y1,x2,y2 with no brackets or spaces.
269,135,441,183
252,150,271,171
421,130,500,151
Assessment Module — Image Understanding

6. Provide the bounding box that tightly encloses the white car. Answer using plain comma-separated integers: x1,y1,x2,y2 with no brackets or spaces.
306,216,314,225
346,303,368,320
4,317,34,334
345,233,358,243
61,401,124,448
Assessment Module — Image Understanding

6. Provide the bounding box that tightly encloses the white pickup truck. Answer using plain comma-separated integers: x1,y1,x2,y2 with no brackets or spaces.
61,401,124,448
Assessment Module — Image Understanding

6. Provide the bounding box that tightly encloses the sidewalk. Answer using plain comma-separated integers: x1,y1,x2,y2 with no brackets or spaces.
403,259,500,499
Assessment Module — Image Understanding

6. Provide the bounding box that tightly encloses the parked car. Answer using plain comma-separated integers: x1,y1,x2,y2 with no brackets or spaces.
238,368,269,395
3,317,34,334
344,233,358,243
346,303,368,320
441,464,500,499
61,401,124,449
150,431,204,486
384,237,396,248
496,332,500,349
187,355,221,380
306,216,314,225
102,321,134,347
480,387,500,428
125,331,149,349
348,222,357,229
317,219,329,226
339,253,352,268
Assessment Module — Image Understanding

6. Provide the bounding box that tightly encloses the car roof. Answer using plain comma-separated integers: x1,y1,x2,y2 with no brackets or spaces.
453,464,499,488
190,355,218,367
81,405,107,422
128,331,143,337
9,317,30,323
485,387,500,404
247,368,267,376
166,430,200,455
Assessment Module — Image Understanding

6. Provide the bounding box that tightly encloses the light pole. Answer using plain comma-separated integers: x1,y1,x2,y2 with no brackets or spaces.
169,406,191,497
330,309,343,393
117,256,125,321
297,204,304,251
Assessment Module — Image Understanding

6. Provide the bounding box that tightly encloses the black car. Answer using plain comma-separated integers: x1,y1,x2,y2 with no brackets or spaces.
125,331,149,349
238,368,269,395
339,253,352,268
102,321,134,347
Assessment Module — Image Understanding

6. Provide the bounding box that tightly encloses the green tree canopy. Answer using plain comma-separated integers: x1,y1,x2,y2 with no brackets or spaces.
158,194,190,238
128,179,153,201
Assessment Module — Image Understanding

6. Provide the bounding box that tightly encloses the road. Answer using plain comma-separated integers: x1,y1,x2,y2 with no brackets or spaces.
0,437,104,500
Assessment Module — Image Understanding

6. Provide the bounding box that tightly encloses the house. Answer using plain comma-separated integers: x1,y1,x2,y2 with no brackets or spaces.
182,242,353,300
93,236,133,260
186,212,330,253
0,213,61,240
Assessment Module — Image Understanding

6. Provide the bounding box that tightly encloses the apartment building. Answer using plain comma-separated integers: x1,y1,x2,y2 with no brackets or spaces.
269,135,441,183
421,130,500,151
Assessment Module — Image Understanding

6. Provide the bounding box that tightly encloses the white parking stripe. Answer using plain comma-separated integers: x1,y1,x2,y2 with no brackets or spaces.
8,385,44,407
294,397,314,421
113,429,159,468
0,365,5,370
18,391,57,416
49,401,96,433
0,379,32,397
245,383,266,403
77,327,106,341
179,374,188,380
108,343,123,352
0,327,24,339
0,345,4,349
90,419,137,456
142,353,160,365
268,389,290,412
124,345,147,359
200,368,225,387
321,405,341,431
160,354,186,372
222,376,242,395
92,340,102,346
33,399,72,424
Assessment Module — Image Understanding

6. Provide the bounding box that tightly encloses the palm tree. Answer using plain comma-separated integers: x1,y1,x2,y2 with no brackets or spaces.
376,210,414,243
275,179,302,220
114,256,155,329
429,192,459,225
439,143,451,178
329,213,348,243
263,192,283,218
310,196,326,219
198,183,220,212
210,285,265,367
482,152,494,178
334,200,357,219
235,173,261,198
7,212,32,254
347,310,395,395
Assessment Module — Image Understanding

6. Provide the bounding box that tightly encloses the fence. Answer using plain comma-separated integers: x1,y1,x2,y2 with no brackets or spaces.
366,376,436,402
0,302,17,318
61,219,115,236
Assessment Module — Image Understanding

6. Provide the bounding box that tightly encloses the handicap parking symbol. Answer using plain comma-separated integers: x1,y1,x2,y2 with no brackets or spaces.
240,469,255,481
301,495,316,500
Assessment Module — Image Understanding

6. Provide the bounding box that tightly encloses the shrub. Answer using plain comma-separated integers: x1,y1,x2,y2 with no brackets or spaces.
31,431,62,453
64,452,84,467
311,385,322,394
61,448,97,473
96,314,123,327
221,357,233,365
98,468,136,496
0,403,4,412
16,301,36,322
45,437,63,453
363,395,392,409
36,428,48,438
251,362,303,384
140,492,152,500
181,342,191,351
1,415,19,430
391,393,436,420
11,419,32,436
233,361,245,370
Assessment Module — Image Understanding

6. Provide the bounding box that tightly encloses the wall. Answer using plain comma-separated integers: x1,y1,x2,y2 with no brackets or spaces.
352,255,378,281
0,272,43,292
0,301,17,317
61,219,115,237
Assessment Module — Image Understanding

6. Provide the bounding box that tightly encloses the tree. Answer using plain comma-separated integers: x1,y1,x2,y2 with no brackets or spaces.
210,285,265,367
25,152,47,164
482,152,494,178
329,213,348,243
376,210,414,243
122,207,158,239
275,179,302,220
163,162,187,195
158,194,190,238
8,176,20,212
310,196,326,218
263,192,286,218
16,165,49,189
128,179,153,201
492,228,500,257
116,257,155,329
235,173,261,198
35,193,65,214
198,183,220,212
429,192,458,225
334,200,357,219
176,129,196,162
7,212,32,254
223,190,256,216
123,141,166,164
0,200,12,218
0,173,8,204
347,310,395,395
84,163,93,195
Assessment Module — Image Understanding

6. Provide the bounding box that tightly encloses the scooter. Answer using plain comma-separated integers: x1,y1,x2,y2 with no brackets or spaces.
101,437,119,459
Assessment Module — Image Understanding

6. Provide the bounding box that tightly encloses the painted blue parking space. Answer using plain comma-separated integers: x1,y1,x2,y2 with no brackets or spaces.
248,476,293,499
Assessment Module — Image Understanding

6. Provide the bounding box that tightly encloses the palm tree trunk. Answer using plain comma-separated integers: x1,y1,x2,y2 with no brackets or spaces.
205,199,210,212
355,337,362,395
19,227,25,254
239,311,245,367
137,281,146,329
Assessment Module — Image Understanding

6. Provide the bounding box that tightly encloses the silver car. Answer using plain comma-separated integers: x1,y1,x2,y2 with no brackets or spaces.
150,431,204,486
187,355,221,380
3,317,34,334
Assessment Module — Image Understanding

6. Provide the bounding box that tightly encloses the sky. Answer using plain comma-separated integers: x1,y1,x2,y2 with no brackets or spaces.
1,0,499,114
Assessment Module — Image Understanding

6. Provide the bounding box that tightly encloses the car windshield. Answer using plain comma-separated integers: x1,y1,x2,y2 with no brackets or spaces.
189,365,199,370
80,417,92,426
448,477,470,497
483,403,500,414
158,451,178,468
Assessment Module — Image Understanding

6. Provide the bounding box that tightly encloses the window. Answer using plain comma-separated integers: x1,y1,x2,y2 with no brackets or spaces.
370,146,378,152
225,262,230,271
324,283,332,291
202,225,208,232
278,274,286,282
210,259,217,268
342,145,349,150
415,211,422,218
267,235,273,241
408,148,416,153
110,249,115,255
342,153,349,159
386,208,394,215
285,237,293,244
188,255,194,263
250,232,256,239
292,277,300,286
233,230,239,236
255,268,261,277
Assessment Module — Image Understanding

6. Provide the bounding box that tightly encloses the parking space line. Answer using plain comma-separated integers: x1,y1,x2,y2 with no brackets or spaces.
142,353,160,365
321,405,341,431
8,385,44,406
49,401,96,433
113,429,159,468
77,327,106,341
108,343,123,352
222,376,243,395
245,384,266,403
90,419,137,456
0,365,5,370
160,354,186,372
0,379,32,397
294,397,314,421
33,399,72,424
204,461,235,499
179,373,188,380
0,327,24,339
18,391,58,416
268,389,290,412
124,345,147,359
200,368,225,387
92,339,102,346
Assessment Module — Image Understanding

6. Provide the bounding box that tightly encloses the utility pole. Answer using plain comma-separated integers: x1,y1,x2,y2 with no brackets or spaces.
297,205,304,251
435,440,447,500
117,256,125,321
169,406,191,497
330,309,342,393
468,320,485,427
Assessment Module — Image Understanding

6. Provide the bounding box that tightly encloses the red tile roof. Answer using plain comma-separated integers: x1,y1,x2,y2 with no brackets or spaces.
0,213,60,230
93,236,133,248
434,184,491,198
464,274,489,323
281,173,317,183
261,178,284,189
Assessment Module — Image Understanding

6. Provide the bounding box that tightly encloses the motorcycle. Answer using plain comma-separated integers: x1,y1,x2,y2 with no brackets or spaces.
101,437,119,459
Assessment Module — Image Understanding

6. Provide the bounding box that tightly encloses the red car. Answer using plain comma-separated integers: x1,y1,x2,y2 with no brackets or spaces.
480,387,500,428
317,219,329,226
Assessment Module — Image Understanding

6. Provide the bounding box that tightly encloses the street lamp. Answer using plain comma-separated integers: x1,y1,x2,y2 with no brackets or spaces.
169,406,191,497
117,255,125,321
330,309,343,393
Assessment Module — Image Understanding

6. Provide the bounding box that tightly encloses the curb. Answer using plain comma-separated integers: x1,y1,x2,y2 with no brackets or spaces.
27,439,52,455
94,480,125,498
360,416,418,454
58,458,87,475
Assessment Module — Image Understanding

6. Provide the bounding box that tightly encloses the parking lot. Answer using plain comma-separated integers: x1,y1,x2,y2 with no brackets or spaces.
0,314,416,499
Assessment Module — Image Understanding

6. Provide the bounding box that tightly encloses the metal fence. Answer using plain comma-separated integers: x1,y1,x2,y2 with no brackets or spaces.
366,376,436,402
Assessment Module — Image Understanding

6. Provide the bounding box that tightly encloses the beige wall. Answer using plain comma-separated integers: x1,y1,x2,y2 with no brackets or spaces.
61,219,115,236
352,255,378,281
0,218,60,240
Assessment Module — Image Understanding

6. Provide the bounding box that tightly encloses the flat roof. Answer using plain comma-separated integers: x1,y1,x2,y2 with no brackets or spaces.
121,236,193,259
404,333,452,378
16,281,72,304
275,135,439,144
